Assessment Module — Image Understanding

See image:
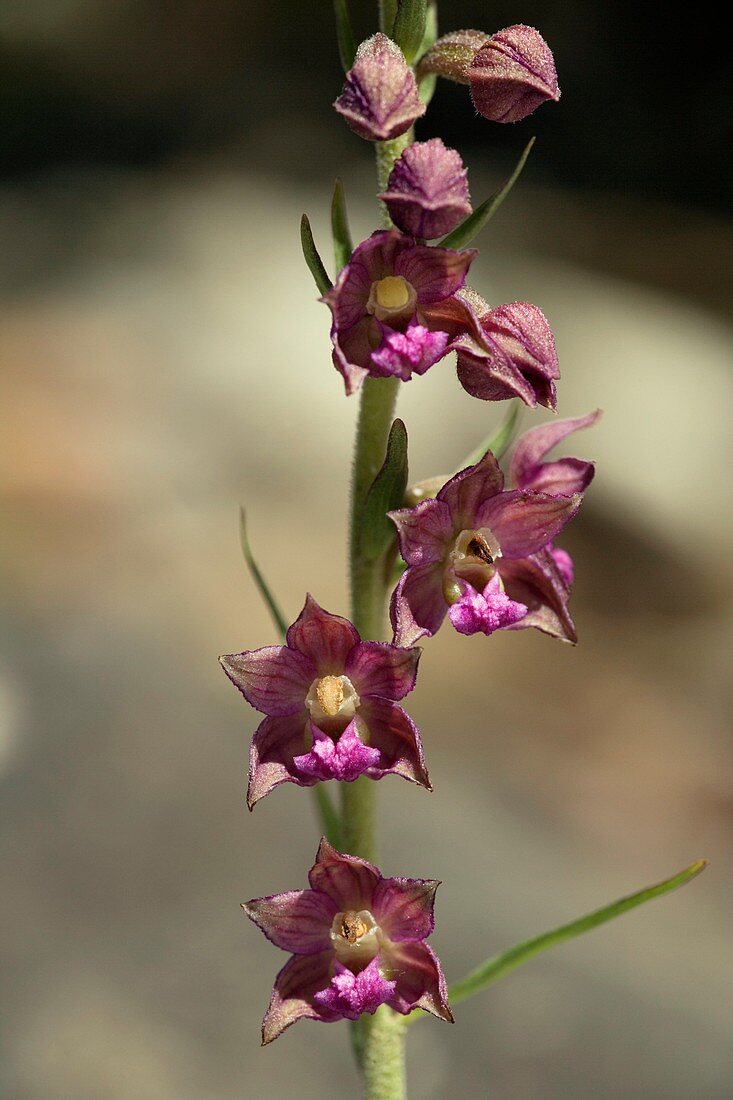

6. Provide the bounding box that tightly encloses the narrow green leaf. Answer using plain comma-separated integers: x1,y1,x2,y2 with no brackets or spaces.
361,418,409,560
416,2,438,106
312,785,342,850
439,138,536,250
300,214,333,295
391,0,427,64
458,401,522,472
239,507,289,640
331,178,353,274
333,0,357,72
447,860,708,1009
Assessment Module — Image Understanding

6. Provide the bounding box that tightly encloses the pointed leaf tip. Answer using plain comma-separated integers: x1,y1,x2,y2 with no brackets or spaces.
439,138,536,250
331,178,353,273
300,214,333,295
361,418,409,560
392,0,428,64
441,858,709,1011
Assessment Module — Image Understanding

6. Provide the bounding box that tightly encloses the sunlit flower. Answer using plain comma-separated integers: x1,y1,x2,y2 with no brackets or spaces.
220,595,428,807
243,838,453,1043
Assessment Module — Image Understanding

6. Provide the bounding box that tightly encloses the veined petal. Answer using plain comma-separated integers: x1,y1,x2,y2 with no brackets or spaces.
383,941,453,1022
247,712,313,809
468,25,560,124
219,645,313,716
333,33,426,143
331,317,375,396
358,698,430,790
477,489,581,558
395,243,477,304
293,722,381,783
447,575,528,636
286,594,361,674
436,451,504,530
308,837,380,911
498,548,577,642
390,561,448,646
389,496,454,566
345,641,420,701
372,877,438,941
322,231,403,329
243,889,336,955
508,409,600,491
261,951,338,1044
380,139,472,240
370,322,450,380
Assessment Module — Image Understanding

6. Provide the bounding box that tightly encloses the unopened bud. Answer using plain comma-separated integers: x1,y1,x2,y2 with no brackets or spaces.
334,33,426,143
380,138,472,240
468,25,560,123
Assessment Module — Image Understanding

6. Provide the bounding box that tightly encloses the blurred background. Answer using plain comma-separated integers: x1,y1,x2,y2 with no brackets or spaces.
1,2,731,1097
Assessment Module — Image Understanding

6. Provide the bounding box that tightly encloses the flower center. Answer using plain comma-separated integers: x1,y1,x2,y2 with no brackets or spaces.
366,275,417,325
331,909,381,967
444,527,503,603
306,674,360,726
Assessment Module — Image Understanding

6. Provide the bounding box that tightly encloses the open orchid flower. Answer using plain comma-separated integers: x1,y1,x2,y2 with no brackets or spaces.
389,450,583,645
243,838,453,1043
321,229,482,394
220,595,429,807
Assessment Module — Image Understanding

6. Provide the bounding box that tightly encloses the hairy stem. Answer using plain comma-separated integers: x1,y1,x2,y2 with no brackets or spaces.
362,1007,407,1100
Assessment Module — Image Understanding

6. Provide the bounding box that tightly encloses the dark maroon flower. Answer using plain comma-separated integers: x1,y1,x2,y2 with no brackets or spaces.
243,838,453,1043
380,139,472,240
468,25,560,123
334,33,426,142
389,450,582,645
220,595,428,807
321,229,480,394
454,295,560,410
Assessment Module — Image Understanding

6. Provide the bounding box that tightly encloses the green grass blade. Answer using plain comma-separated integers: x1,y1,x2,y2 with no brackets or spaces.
448,860,708,1008
331,178,353,273
238,508,289,640
439,138,535,250
300,214,333,295
458,401,522,472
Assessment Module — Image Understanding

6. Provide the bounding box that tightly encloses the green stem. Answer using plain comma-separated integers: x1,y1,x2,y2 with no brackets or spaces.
362,1007,407,1100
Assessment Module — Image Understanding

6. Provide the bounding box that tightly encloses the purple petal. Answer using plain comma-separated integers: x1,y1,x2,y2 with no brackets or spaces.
478,489,581,558
370,322,450,380
508,409,601,492
308,838,380,911
380,138,472,240
416,29,491,85
243,889,336,955
422,286,486,344
312,957,396,1021
389,496,454,566
390,561,448,646
372,877,439,942
382,941,453,1022
322,231,402,330
333,33,426,143
286,595,360,674
331,317,375,396
498,549,577,642
447,574,528,636
219,645,313,716
395,243,477,304
456,301,559,411
345,641,420,701
358,698,430,790
247,713,313,809
436,451,504,530
468,25,560,124
261,951,338,1044
293,722,381,783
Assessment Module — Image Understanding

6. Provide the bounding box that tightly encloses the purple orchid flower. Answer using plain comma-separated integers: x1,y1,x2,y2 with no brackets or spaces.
334,33,426,143
388,449,583,646
321,229,481,394
379,138,472,240
508,409,601,589
220,595,428,808
454,294,560,410
243,837,453,1043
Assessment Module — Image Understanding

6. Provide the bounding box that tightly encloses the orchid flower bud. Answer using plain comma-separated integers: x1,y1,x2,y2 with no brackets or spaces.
334,33,426,143
468,25,560,123
380,138,472,240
